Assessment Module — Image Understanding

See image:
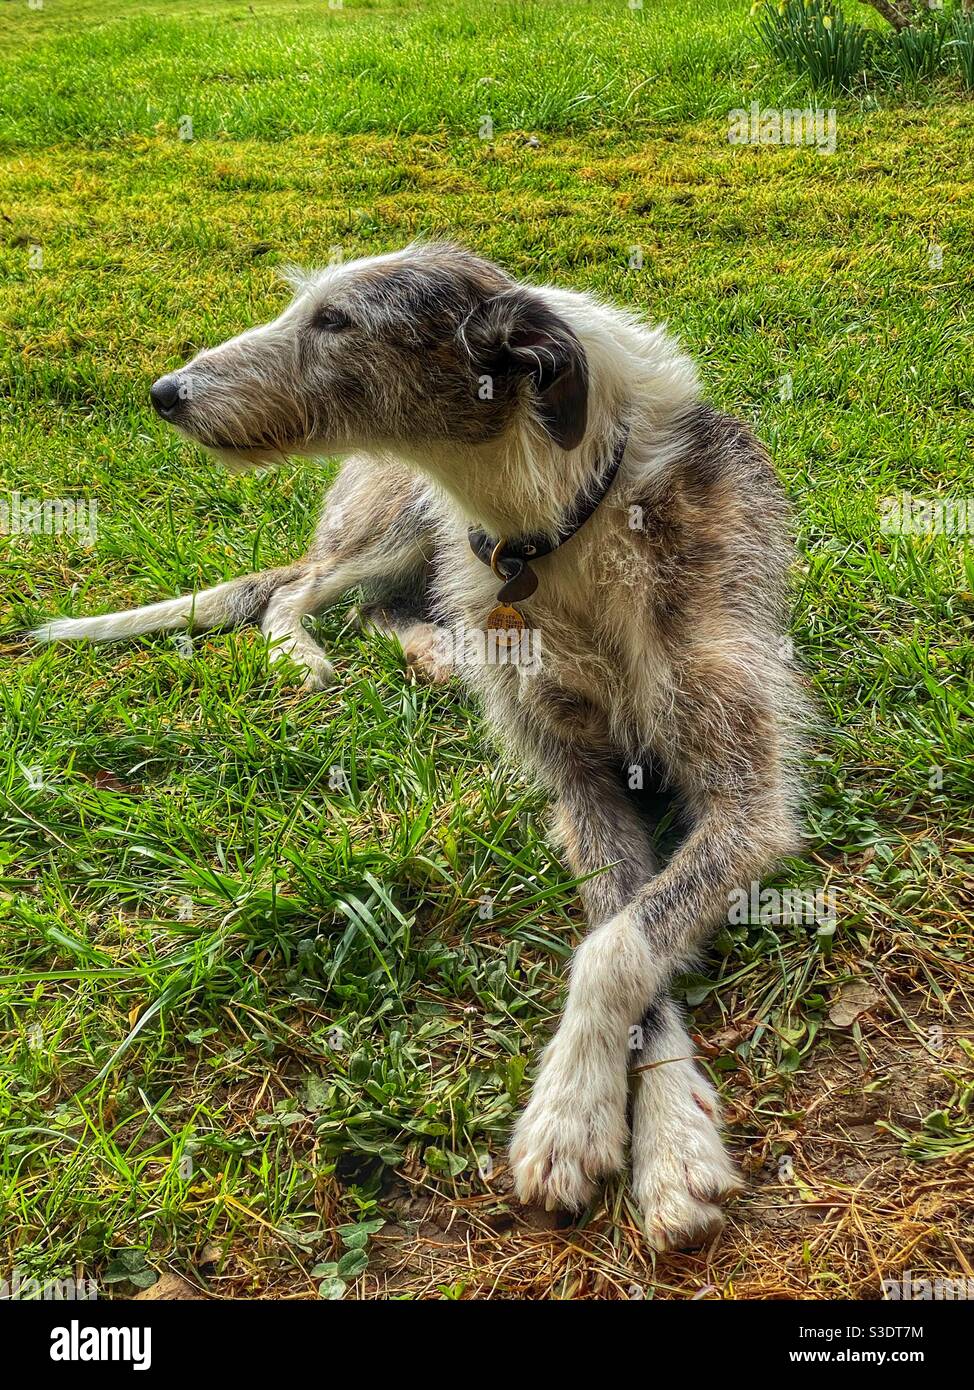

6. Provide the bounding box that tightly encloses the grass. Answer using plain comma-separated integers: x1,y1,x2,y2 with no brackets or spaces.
1,0,973,1300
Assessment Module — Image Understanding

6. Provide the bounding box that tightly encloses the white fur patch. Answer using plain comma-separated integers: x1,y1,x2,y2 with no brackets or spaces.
510,913,656,1210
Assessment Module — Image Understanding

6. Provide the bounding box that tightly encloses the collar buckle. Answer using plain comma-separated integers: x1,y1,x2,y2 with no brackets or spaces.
469,422,630,595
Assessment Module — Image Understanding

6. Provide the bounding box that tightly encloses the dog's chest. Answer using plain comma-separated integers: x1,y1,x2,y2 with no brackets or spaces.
446,541,667,751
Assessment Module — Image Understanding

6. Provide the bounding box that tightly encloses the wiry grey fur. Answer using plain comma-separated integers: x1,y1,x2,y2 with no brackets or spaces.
36,242,806,1250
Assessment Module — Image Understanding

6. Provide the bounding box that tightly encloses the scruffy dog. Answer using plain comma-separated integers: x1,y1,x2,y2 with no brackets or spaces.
38,242,803,1250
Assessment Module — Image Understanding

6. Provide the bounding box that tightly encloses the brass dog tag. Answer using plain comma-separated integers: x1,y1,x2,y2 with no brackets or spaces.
486,602,527,631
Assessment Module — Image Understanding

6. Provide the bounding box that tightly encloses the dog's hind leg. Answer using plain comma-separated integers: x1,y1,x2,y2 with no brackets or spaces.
258,462,440,688
259,558,441,691
256,564,351,689
353,575,454,686
34,456,439,688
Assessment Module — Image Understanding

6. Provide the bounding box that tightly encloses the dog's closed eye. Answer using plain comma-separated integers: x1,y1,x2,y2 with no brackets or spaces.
311,307,353,333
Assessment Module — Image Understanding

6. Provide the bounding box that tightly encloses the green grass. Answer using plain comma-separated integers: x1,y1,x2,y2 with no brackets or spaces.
0,0,763,145
1,0,973,1299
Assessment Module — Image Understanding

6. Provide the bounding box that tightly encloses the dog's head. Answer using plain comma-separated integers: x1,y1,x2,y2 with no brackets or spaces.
150,242,589,468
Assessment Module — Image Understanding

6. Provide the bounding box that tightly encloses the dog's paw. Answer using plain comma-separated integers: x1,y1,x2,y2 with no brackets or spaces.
510,1045,628,1212
294,650,336,690
267,639,335,691
297,659,336,691
510,1097,626,1212
401,623,454,686
631,1067,742,1252
633,1146,739,1253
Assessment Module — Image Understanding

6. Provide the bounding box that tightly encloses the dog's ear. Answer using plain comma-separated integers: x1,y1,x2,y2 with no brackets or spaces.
460,289,589,450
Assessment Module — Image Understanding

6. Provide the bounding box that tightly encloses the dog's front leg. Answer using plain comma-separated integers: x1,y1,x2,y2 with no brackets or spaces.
513,781,788,1235
510,758,659,1211
630,996,742,1252
615,792,795,1247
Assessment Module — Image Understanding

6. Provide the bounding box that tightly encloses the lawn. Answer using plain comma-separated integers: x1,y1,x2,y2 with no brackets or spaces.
1,0,972,1301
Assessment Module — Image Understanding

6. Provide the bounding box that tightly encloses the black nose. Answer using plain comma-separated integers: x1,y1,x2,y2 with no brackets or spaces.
150,374,184,418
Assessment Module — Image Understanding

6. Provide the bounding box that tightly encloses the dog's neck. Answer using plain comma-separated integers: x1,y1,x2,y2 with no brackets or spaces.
411,419,626,542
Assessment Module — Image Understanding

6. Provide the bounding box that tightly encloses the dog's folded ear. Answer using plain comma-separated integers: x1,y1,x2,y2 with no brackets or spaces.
460,289,589,450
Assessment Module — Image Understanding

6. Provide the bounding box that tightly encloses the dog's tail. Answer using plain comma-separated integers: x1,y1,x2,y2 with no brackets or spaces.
33,563,309,647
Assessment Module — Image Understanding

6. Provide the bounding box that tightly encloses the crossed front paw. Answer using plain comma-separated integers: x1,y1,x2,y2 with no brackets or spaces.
510,1086,628,1212
510,1055,742,1248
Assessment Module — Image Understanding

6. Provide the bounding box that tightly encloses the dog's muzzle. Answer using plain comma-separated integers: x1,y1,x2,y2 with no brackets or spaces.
150,373,187,420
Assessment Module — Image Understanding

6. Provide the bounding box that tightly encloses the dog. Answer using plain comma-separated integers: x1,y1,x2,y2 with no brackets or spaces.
36,242,805,1249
